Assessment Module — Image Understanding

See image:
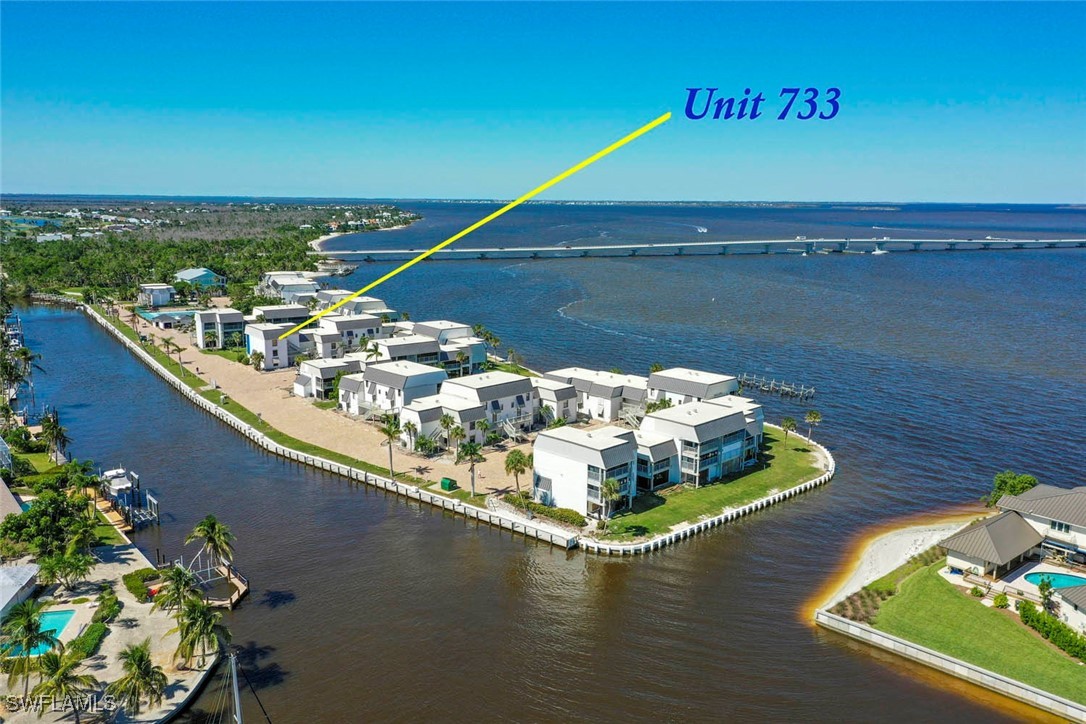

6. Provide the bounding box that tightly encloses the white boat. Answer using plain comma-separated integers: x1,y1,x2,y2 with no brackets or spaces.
872,249,890,256
101,468,139,496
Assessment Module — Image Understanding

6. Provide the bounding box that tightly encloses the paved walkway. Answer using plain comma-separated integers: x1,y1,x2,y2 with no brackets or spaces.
0,544,215,723
140,313,538,496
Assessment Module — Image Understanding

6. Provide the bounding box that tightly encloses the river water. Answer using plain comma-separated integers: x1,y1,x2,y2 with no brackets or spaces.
19,202,1086,722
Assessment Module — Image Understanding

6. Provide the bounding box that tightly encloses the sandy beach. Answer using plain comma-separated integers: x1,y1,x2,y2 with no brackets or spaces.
811,510,984,612
307,231,347,252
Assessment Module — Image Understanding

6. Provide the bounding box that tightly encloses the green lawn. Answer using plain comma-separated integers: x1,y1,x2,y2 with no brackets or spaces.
427,483,488,509
16,451,62,474
201,347,248,361
313,400,338,410
601,429,821,540
489,361,539,377
93,510,127,546
874,563,1086,705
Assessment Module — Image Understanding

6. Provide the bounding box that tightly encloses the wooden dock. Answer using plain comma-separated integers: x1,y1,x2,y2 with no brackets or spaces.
738,373,815,401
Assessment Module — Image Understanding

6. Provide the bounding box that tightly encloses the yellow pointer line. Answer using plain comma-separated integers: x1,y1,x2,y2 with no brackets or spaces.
279,111,672,338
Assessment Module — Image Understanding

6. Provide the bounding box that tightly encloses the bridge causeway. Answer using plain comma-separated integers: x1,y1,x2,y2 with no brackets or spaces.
312,237,1086,262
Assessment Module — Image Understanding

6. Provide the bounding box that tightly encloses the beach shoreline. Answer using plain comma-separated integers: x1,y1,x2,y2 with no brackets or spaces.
307,231,346,252
806,507,983,616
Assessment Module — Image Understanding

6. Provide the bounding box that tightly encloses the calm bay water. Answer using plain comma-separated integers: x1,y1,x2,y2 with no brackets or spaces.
19,202,1086,722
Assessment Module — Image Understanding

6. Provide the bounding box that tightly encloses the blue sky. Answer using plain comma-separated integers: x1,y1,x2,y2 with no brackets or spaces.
2,2,1084,202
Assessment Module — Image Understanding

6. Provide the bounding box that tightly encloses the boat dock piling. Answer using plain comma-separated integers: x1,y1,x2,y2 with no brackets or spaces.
739,373,816,401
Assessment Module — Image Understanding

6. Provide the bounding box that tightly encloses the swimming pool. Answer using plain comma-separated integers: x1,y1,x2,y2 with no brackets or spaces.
19,501,32,512
8,609,75,656
1025,571,1086,589
135,307,198,321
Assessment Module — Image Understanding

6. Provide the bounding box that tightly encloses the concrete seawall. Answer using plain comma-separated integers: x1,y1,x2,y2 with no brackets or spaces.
79,304,579,550
815,611,1086,722
580,428,835,555
73,301,835,556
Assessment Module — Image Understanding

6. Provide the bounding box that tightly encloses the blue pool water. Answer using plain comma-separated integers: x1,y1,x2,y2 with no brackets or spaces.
1025,572,1086,589
135,307,198,320
19,501,32,512
9,609,75,656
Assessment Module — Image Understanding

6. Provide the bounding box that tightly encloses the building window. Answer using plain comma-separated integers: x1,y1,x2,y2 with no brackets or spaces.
1051,520,1071,534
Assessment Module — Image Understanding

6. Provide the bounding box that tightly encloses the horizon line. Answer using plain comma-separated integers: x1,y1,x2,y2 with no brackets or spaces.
1,193,1084,207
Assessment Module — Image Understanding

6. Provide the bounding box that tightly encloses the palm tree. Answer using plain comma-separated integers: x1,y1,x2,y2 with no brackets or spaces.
454,350,469,376
450,426,466,461
40,411,71,459
226,331,243,349
649,362,664,373
460,441,484,496
168,598,230,668
151,565,199,615
601,477,623,522
804,410,822,440
30,650,99,724
106,638,168,715
365,341,382,363
504,449,530,500
402,421,418,450
438,414,456,451
538,403,553,425
1,599,63,698
378,415,401,478
476,419,491,444
781,416,797,441
185,515,236,574
203,330,218,349
250,351,264,370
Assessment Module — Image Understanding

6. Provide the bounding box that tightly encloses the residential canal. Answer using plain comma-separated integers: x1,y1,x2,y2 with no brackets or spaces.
18,207,1086,721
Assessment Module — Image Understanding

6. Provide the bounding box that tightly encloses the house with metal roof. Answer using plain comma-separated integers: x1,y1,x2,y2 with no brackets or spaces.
647,367,739,405
996,484,1086,561
530,377,578,424
173,267,226,290
249,304,311,327
0,564,40,618
639,399,762,486
244,322,299,370
373,334,441,366
353,360,448,415
193,308,245,349
399,393,487,449
137,283,176,308
1055,584,1086,634
255,271,320,303
294,358,363,400
533,426,637,517
441,371,539,436
941,511,1045,578
543,367,648,422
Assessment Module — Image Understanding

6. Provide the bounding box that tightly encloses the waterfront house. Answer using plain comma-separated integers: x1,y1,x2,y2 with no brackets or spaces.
400,393,487,448
245,323,299,370
373,334,441,366
315,289,356,310
647,367,739,405
337,374,367,416
138,283,176,308
633,430,679,492
173,267,226,291
353,360,448,415
530,377,579,425
543,367,648,422
0,564,40,619
942,485,1086,578
250,304,311,327
193,308,246,349
1055,585,1086,634
532,426,637,517
294,358,364,399
256,271,320,303
409,321,487,376
317,314,385,353
639,398,763,486
337,295,399,320
440,371,538,436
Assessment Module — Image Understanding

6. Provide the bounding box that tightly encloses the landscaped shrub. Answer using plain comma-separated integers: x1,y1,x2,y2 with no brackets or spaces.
122,568,159,602
67,622,107,658
1017,601,1086,662
993,593,1010,609
93,585,122,623
502,492,587,527
969,586,984,597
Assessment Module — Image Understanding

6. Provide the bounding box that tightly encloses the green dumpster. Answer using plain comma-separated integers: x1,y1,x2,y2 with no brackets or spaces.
440,477,457,491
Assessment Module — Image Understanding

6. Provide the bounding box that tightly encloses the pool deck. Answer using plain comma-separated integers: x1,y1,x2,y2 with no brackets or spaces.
938,559,1078,602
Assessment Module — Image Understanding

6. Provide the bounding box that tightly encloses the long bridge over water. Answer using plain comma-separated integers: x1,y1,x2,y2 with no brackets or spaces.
313,237,1086,262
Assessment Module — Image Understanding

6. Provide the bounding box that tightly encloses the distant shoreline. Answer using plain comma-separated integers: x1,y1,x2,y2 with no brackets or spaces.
308,223,413,252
